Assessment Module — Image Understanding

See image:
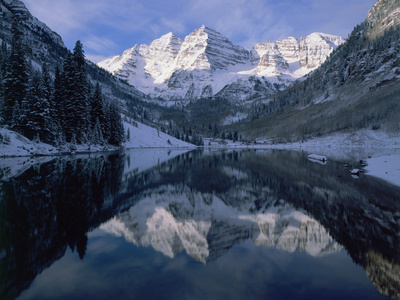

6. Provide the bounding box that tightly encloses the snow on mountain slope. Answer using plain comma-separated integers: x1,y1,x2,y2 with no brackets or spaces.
143,32,183,83
173,26,249,72
366,0,400,38
98,26,345,101
123,120,195,149
244,33,345,79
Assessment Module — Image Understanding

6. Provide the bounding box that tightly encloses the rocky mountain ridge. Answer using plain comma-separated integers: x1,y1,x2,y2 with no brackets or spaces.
0,0,67,66
366,0,400,38
98,26,345,101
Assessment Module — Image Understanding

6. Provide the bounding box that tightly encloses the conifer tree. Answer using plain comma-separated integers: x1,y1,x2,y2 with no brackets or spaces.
72,41,90,142
93,117,104,145
0,41,7,121
2,18,28,125
90,82,106,135
107,101,124,146
61,51,77,141
52,64,64,121
10,101,22,133
22,71,52,141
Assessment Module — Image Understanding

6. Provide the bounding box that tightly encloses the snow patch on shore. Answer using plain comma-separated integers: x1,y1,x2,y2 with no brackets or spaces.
365,154,400,187
0,127,56,157
0,119,195,158
123,121,195,149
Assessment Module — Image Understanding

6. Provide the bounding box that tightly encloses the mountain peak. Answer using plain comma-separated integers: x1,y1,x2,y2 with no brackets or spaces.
199,25,211,32
98,27,344,101
158,32,181,42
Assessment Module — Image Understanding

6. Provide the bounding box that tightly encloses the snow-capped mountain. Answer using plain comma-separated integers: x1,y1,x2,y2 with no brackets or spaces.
98,26,345,101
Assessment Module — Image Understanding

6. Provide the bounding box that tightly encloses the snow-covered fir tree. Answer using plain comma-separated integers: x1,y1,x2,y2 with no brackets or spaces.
21,71,52,141
2,18,28,126
0,31,125,148
106,101,125,146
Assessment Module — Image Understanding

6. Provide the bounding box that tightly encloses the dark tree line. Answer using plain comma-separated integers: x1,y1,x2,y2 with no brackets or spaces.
0,154,125,299
0,19,124,147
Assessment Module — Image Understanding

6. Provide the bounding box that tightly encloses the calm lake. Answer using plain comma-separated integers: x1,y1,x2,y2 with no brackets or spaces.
1,149,399,300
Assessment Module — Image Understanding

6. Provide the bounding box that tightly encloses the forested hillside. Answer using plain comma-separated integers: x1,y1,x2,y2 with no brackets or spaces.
0,19,125,147
230,6,400,142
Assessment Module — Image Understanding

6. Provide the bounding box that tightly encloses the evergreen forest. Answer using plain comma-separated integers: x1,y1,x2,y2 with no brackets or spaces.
0,19,125,148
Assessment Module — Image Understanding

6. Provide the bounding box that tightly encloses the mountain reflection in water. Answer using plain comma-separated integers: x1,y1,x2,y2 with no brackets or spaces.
0,149,399,299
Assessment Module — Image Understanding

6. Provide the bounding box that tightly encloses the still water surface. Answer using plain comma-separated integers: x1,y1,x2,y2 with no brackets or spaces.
1,149,399,299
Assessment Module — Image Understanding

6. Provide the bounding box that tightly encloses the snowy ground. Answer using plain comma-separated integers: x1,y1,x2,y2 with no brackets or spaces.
0,120,195,158
365,154,400,187
123,120,194,149
0,127,58,157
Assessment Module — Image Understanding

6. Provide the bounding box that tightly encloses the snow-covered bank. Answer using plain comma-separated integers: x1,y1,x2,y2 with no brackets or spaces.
0,127,57,157
282,130,400,150
123,121,195,149
205,130,400,151
365,154,400,187
0,120,195,158
0,127,120,157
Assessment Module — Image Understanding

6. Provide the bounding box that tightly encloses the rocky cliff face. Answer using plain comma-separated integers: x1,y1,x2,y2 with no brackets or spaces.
248,33,345,77
366,0,400,38
0,0,67,67
98,26,344,101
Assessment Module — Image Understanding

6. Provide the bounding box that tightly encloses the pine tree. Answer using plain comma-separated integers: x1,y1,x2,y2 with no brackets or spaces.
0,41,8,123
92,117,104,145
41,64,54,142
126,127,130,142
213,123,219,137
52,64,64,121
233,131,238,142
61,51,77,141
73,40,85,69
90,82,106,135
107,101,124,146
41,63,53,102
72,41,90,142
10,101,22,133
22,71,52,141
2,17,29,125
102,101,111,143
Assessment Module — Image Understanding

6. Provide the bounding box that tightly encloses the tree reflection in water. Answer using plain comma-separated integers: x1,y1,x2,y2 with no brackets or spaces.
0,149,399,299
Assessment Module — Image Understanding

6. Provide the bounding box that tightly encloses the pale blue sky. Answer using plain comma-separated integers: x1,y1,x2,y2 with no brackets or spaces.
24,0,377,63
